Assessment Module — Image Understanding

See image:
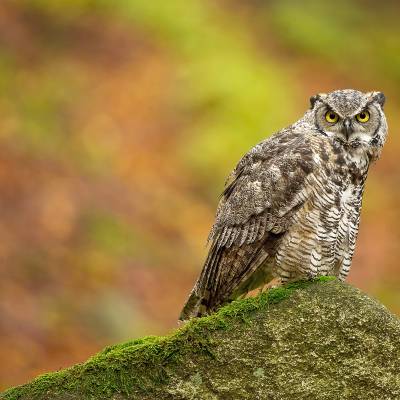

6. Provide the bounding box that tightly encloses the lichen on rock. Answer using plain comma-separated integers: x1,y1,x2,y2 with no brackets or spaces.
2,277,400,399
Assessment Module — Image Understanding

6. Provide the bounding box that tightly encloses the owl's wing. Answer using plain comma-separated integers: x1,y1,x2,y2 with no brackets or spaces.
210,132,316,244
180,130,317,320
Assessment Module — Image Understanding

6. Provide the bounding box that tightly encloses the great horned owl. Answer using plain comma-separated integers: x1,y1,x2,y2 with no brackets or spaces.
180,89,387,320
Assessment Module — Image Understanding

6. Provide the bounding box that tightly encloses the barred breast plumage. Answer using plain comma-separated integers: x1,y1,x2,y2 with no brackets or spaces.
180,89,388,320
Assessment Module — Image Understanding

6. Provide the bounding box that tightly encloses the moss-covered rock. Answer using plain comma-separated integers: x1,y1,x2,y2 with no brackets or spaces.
2,277,400,399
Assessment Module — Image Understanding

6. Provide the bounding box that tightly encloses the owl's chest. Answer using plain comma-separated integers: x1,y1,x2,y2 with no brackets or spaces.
319,179,361,238
316,152,364,221
311,155,365,260
276,176,362,277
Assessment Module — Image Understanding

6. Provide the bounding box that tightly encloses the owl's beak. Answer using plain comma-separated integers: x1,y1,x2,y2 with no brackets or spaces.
342,118,353,139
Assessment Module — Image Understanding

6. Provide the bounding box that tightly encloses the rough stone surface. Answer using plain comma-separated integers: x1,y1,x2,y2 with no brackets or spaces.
2,279,400,399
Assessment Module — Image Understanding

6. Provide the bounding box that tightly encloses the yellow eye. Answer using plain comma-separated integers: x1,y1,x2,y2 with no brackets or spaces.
325,111,339,123
356,111,370,123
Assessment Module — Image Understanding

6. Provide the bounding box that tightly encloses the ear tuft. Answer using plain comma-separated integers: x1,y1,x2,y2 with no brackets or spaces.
309,95,319,108
372,91,385,108
309,93,326,108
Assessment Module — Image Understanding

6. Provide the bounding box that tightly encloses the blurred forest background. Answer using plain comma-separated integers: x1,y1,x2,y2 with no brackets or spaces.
1,0,400,390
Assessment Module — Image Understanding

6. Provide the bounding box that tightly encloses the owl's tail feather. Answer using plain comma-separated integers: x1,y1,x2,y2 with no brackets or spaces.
179,239,272,321
179,241,224,321
179,289,205,321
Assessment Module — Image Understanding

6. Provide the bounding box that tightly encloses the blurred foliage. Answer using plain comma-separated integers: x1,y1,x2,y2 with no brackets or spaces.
0,0,399,390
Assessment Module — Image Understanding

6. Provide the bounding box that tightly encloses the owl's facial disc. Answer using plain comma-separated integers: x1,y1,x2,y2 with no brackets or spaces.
316,102,381,147
310,89,387,160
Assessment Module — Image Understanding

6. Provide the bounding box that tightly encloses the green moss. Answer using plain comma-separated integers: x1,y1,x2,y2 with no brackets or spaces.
1,277,333,400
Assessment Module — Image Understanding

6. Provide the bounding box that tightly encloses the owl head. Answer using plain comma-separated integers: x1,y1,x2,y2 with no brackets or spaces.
309,89,387,160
